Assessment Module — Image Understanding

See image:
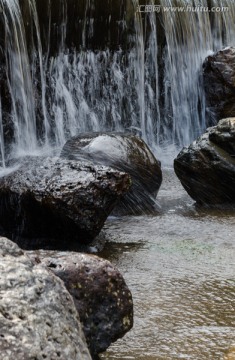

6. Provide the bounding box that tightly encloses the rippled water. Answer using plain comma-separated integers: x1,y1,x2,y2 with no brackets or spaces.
99,169,235,360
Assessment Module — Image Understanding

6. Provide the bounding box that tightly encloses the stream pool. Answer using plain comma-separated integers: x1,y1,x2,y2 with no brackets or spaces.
99,169,235,360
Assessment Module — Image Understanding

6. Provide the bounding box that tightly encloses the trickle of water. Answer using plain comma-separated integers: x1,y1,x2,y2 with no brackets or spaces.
29,0,50,143
0,98,5,168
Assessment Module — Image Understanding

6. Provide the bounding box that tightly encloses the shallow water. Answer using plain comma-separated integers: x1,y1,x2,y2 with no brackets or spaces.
99,169,235,360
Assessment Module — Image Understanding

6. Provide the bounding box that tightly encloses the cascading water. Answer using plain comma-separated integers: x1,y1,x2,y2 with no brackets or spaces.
1,0,37,157
0,98,5,168
160,0,235,155
0,0,235,168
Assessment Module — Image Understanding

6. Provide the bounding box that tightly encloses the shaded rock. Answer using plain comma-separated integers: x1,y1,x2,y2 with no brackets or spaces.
32,0,139,54
174,118,235,205
209,118,235,156
203,47,235,125
0,156,130,249
0,237,91,360
61,132,162,214
28,250,134,356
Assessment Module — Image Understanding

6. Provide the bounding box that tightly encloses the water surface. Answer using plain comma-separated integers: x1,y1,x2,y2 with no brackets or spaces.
99,169,235,360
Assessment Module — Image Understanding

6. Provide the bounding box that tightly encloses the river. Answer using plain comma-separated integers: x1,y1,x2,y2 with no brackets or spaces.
99,169,235,360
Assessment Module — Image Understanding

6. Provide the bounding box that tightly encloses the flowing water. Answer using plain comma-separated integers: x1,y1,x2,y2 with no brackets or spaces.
99,169,235,360
0,1,234,359
1,0,235,166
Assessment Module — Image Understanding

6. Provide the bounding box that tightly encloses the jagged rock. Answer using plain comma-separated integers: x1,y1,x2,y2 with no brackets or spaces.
0,237,92,360
203,47,235,125
0,156,130,249
61,132,162,214
174,118,235,205
27,250,134,356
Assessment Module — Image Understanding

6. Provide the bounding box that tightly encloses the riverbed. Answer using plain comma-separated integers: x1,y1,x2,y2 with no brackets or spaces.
99,169,235,360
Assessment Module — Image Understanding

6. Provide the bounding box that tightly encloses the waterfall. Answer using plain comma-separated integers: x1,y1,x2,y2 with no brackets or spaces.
160,0,235,151
0,98,5,168
0,0,235,166
0,0,37,157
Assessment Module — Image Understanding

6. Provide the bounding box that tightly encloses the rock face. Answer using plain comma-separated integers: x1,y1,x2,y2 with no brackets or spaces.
28,251,134,356
0,156,130,249
174,118,235,205
61,132,162,214
0,237,92,360
203,47,235,125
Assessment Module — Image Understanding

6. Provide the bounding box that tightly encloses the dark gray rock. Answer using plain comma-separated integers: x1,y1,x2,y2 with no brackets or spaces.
0,237,92,360
28,250,133,356
174,118,235,205
61,132,162,214
0,156,130,249
203,47,235,125
209,118,235,156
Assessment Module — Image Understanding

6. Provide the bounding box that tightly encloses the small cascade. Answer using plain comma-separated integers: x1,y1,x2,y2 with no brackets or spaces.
144,3,161,149
159,0,235,155
0,0,37,157
132,0,146,141
0,0,53,161
29,0,50,143
0,98,5,168
160,0,211,148
0,0,235,165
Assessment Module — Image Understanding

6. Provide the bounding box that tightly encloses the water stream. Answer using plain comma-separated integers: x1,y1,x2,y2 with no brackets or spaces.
99,169,235,360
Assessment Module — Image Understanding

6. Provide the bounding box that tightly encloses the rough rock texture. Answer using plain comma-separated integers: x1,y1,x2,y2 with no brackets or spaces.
28,251,134,356
61,132,162,214
174,118,235,205
0,237,92,360
209,118,235,156
225,346,235,360
203,47,235,125
0,156,130,249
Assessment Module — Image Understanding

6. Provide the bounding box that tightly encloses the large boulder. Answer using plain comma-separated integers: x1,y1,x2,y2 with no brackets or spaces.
174,118,235,205
0,156,130,249
61,132,162,214
203,47,235,125
28,251,133,356
0,237,92,360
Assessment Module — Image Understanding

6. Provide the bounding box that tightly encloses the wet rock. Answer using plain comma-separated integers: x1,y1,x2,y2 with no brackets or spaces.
61,132,162,214
225,346,235,360
0,237,92,360
203,47,235,125
209,118,235,156
0,156,130,249
28,250,134,356
31,0,141,54
174,118,235,205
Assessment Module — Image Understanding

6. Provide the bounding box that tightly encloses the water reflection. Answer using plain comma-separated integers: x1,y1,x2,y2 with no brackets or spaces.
99,169,235,360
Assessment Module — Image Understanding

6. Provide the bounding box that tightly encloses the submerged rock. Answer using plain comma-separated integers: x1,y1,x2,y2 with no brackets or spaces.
61,132,162,214
0,237,91,360
0,156,130,249
28,251,133,356
203,47,235,125
174,118,235,205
